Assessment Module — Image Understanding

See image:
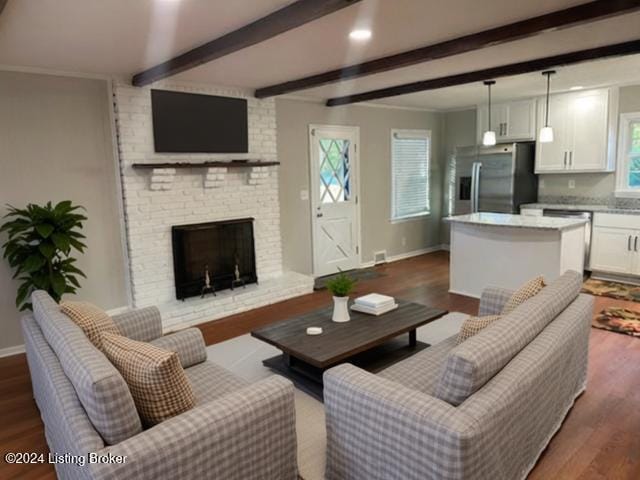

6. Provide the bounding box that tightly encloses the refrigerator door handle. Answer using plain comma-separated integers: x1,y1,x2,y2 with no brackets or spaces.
471,162,481,213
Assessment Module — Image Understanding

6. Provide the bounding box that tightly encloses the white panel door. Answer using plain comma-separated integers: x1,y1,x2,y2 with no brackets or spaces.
309,125,360,277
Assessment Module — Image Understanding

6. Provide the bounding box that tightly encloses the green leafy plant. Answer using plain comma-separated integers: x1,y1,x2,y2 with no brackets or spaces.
325,272,356,297
1,201,87,310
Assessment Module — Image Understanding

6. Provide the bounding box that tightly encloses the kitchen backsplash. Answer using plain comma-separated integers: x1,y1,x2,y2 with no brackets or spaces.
538,194,640,209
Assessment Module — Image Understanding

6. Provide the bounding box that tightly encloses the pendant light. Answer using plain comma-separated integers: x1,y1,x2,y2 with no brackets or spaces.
482,80,496,146
539,70,556,143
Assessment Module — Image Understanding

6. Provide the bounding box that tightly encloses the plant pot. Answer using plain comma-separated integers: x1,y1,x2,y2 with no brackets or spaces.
332,296,350,323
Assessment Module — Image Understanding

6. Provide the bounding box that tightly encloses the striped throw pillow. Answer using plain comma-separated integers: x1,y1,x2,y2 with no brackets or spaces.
501,276,545,315
60,301,120,350
456,315,501,344
101,332,196,426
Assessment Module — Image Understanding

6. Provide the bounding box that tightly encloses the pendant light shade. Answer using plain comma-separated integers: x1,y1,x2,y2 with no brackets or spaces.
539,126,554,143
482,131,497,146
482,80,496,146
539,70,556,143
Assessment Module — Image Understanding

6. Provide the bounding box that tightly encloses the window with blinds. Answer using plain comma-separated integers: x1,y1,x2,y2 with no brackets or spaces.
391,129,431,220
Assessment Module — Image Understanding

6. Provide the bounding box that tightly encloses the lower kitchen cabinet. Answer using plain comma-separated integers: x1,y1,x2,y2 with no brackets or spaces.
590,213,640,276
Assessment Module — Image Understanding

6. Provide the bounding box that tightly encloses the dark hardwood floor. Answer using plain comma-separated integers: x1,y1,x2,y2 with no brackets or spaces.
1,251,639,479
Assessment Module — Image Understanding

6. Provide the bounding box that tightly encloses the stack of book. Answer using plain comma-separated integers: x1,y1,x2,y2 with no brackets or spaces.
351,293,398,316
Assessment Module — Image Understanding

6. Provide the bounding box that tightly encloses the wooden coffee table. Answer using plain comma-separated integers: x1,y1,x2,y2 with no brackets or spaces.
251,299,447,400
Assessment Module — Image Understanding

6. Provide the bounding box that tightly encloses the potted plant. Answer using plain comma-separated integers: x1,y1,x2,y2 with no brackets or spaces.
325,272,356,323
1,201,87,311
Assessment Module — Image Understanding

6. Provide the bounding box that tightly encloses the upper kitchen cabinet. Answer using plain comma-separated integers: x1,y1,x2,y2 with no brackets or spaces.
476,99,536,143
535,88,618,173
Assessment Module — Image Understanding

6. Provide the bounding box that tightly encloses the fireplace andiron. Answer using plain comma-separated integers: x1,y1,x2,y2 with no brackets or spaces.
201,264,216,298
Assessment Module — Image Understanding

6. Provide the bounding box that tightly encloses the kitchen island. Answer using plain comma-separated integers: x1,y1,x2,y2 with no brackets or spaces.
445,213,587,298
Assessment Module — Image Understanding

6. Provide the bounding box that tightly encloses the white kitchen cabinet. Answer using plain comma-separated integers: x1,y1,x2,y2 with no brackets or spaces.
477,99,536,143
535,88,616,173
590,213,640,276
590,227,637,275
536,95,570,172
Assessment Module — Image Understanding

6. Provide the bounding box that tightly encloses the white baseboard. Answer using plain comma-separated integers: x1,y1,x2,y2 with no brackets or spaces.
0,344,25,358
448,288,481,299
360,244,447,268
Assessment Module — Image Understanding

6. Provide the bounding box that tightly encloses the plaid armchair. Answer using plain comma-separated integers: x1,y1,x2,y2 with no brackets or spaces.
23,291,298,480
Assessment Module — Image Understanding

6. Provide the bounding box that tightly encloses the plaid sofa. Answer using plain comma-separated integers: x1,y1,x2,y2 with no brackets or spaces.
324,271,592,480
22,291,298,480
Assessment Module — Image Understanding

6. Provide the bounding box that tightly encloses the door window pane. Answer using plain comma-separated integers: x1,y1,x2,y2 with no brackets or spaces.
319,139,350,203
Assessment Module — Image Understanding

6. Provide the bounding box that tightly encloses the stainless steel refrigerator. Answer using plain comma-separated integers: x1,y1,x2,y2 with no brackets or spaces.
453,142,537,215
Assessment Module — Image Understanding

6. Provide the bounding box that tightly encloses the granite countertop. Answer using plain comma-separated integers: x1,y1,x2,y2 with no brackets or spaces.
521,203,640,215
445,213,588,231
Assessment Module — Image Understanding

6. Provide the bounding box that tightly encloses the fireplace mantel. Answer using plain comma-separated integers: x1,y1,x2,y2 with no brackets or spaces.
133,161,279,191
132,160,279,169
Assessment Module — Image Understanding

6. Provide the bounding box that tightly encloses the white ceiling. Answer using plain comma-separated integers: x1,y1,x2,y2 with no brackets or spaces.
0,0,639,110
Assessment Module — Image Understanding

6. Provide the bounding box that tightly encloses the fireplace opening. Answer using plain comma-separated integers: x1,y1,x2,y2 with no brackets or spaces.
171,218,257,300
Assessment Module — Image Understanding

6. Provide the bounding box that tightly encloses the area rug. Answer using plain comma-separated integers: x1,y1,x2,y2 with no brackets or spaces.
205,312,468,480
582,278,640,302
314,267,384,290
592,307,640,337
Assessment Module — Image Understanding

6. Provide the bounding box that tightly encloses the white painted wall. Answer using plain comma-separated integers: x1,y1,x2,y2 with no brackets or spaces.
0,71,128,353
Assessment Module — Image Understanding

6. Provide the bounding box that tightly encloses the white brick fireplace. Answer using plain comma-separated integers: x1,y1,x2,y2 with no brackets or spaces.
113,80,313,329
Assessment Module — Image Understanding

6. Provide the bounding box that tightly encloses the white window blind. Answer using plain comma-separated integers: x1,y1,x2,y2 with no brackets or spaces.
391,129,431,220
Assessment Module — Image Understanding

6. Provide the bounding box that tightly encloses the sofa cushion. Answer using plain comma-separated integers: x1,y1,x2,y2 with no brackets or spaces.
31,291,142,444
101,332,196,426
378,335,457,395
184,361,249,403
501,276,545,315
456,315,501,345
435,271,583,406
60,301,120,350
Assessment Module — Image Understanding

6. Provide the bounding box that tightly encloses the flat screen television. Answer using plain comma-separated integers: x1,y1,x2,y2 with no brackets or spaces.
151,89,248,153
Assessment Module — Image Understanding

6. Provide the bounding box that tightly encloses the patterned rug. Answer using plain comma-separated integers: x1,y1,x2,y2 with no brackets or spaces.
593,307,640,337
582,278,640,302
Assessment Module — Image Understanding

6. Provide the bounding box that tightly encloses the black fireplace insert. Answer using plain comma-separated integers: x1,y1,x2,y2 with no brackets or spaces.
171,218,257,300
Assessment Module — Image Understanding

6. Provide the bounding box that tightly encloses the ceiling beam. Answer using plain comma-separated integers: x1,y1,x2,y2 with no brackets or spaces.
255,0,640,98
325,40,640,106
131,0,362,87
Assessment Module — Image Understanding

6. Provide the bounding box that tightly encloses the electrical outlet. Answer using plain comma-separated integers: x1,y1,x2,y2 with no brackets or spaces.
401,237,407,247
568,179,576,189
539,179,545,189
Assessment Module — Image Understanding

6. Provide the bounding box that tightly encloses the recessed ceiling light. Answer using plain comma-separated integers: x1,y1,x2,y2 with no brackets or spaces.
570,86,584,91
349,29,372,41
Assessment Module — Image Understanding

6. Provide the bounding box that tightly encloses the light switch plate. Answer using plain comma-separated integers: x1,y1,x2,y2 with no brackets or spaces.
300,189,309,200
568,179,576,189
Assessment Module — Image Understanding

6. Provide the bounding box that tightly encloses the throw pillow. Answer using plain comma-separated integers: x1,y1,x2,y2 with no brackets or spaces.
101,332,196,426
456,315,501,344
60,301,120,350
501,276,545,315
